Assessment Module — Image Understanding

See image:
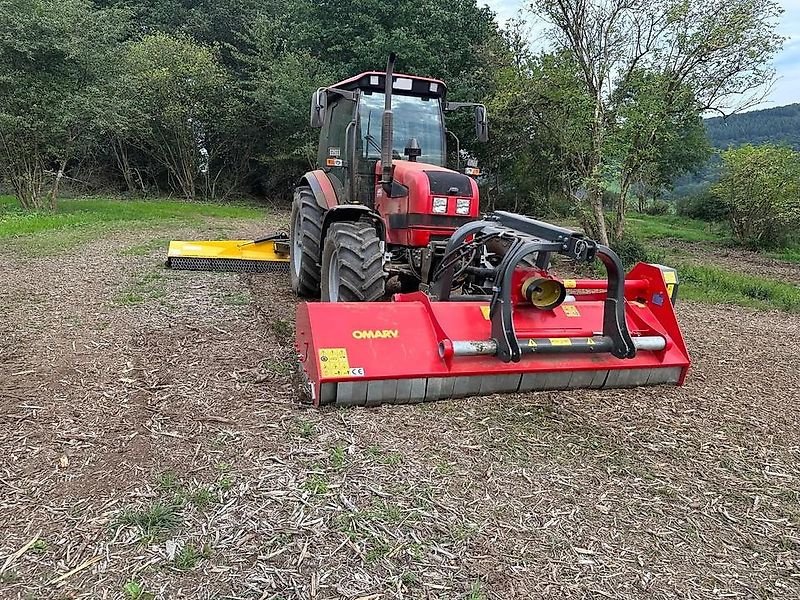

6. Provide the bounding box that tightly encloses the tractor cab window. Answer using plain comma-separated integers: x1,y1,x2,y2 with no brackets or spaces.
358,92,445,166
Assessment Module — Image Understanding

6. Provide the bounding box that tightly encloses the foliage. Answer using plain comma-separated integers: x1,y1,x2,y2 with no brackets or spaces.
611,235,652,268
713,144,800,248
676,190,730,222
643,199,670,216
116,33,241,201
529,0,782,244
0,0,130,209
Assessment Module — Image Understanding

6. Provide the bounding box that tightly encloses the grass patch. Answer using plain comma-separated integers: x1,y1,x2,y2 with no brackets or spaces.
188,487,216,509
679,264,800,312
303,474,329,495
173,543,212,570
767,246,800,263
627,213,726,243
123,581,154,600
0,195,262,238
116,502,182,538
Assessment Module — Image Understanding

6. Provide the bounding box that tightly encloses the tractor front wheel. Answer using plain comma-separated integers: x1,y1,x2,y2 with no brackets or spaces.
321,221,386,302
290,185,324,297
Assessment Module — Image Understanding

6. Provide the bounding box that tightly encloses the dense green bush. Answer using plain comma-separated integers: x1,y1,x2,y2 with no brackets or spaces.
713,144,800,248
676,191,730,222
644,199,670,215
611,235,651,267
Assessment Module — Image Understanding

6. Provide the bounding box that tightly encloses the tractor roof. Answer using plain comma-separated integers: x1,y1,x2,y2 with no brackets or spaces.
328,71,447,100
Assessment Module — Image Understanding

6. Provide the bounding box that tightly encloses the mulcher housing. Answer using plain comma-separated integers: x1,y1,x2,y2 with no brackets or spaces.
295,212,690,407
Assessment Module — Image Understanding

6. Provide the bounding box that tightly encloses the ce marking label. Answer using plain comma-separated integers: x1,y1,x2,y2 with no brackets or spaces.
349,368,365,377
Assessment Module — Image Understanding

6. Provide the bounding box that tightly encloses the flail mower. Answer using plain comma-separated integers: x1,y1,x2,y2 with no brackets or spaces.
289,54,691,407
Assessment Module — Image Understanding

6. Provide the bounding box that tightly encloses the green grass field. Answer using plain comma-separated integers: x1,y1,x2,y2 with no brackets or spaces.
625,214,726,243
0,195,262,239
2,194,798,312
678,264,800,313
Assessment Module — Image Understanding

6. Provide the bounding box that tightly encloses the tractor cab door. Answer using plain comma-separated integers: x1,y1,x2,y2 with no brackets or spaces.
317,95,357,201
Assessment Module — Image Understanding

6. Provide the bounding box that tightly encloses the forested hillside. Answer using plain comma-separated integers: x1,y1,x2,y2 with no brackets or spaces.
705,104,800,149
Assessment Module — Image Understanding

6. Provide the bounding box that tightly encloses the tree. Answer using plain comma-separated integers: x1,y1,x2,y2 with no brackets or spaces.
713,144,800,248
531,0,784,244
118,33,238,201
0,0,129,209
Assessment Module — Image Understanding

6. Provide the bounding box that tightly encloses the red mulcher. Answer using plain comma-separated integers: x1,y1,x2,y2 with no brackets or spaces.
295,212,690,407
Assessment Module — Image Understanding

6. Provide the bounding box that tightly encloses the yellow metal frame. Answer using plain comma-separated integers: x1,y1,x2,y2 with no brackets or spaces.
167,240,290,263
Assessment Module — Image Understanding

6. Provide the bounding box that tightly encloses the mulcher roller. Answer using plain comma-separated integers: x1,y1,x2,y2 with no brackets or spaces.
295,212,690,408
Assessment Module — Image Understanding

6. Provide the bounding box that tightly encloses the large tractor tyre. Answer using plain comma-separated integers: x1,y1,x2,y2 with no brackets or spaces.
321,221,386,302
290,186,324,297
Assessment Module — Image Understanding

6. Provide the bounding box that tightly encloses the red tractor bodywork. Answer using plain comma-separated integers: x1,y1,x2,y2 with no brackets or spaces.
373,161,480,247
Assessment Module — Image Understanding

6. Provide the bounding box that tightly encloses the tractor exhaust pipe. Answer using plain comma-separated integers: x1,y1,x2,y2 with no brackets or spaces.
381,53,396,194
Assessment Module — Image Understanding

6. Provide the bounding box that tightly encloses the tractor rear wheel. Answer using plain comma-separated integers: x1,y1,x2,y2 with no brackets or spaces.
290,185,324,297
321,221,386,302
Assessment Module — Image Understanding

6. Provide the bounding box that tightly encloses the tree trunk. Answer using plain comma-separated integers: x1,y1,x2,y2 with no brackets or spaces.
49,158,68,210
612,172,632,243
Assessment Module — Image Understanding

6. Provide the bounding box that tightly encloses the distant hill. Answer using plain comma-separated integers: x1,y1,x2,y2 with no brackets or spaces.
669,103,800,198
704,103,800,149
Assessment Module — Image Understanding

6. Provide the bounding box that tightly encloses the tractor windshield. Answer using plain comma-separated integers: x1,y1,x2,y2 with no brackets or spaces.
359,92,445,166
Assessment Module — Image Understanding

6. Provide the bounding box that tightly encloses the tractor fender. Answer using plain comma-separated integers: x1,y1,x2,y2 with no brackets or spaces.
299,170,341,210
321,205,386,244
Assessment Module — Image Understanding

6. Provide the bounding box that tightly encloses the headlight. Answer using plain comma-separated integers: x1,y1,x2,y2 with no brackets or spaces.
456,198,470,215
432,197,447,213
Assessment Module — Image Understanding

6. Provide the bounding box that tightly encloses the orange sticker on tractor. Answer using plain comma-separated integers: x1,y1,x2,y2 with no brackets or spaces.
480,305,491,320
563,279,577,289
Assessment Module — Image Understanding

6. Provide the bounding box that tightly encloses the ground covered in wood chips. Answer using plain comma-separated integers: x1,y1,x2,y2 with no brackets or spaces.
1,214,799,600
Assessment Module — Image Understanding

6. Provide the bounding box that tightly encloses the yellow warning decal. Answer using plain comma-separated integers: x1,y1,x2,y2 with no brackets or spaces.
319,348,351,378
527,339,537,347
663,271,677,284
562,305,580,317
480,305,491,321
587,337,595,345
549,338,572,346
563,279,577,289
666,283,675,299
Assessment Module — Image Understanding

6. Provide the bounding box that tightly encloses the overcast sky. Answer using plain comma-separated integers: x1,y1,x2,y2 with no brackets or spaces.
483,0,800,110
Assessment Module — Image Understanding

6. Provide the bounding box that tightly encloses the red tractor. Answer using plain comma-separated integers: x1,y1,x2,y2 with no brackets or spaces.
290,54,488,302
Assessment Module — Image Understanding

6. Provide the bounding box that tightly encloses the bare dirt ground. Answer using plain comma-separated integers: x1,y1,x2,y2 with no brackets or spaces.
1,216,799,600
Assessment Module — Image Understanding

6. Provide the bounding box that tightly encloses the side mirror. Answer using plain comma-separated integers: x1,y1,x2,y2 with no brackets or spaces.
475,105,488,142
310,89,327,128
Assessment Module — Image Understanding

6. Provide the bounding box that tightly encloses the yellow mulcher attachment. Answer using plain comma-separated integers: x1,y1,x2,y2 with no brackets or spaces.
166,233,290,273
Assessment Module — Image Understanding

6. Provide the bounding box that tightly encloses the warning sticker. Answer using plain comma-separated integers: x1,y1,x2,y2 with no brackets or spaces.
587,337,595,345
527,339,537,347
318,348,351,378
549,338,572,346
563,279,577,289
326,158,343,167
480,305,491,321
666,284,675,299
562,305,580,317
663,271,677,284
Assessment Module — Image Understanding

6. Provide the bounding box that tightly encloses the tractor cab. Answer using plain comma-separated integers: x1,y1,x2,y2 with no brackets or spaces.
309,69,487,210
